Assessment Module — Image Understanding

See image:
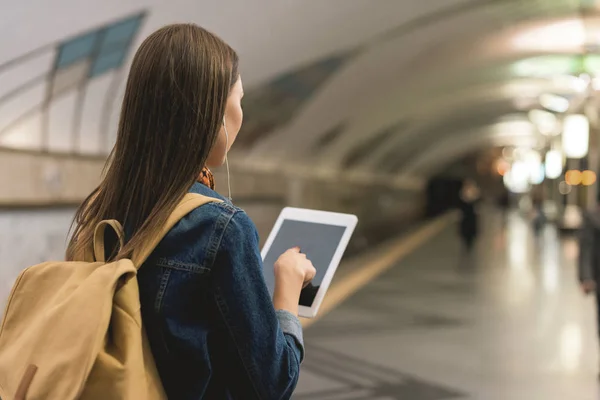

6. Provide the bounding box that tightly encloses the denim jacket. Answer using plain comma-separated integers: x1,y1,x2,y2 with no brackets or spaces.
137,182,304,399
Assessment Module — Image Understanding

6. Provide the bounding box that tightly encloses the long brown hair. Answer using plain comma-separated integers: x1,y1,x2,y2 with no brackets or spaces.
66,24,239,261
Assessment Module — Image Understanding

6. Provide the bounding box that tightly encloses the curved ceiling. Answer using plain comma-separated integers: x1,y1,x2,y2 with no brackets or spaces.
0,0,598,182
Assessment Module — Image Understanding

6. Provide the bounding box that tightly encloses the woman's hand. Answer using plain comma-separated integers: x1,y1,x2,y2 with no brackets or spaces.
273,247,316,316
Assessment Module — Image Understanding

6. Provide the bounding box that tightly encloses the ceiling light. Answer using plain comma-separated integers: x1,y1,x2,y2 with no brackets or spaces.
528,109,559,135
512,19,585,52
565,170,583,185
504,161,530,193
582,170,597,186
524,150,544,184
562,114,589,159
539,93,570,113
545,150,563,179
492,120,536,136
552,75,588,93
512,56,576,77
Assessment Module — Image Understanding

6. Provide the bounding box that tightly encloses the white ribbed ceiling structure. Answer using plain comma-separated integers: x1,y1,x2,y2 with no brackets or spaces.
2,0,600,183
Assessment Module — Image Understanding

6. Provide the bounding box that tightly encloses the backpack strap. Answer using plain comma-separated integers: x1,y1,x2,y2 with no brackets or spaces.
93,193,221,267
93,193,223,269
130,193,221,268
93,220,125,262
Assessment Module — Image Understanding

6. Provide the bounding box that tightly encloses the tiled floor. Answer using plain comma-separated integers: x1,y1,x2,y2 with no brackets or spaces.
295,210,599,400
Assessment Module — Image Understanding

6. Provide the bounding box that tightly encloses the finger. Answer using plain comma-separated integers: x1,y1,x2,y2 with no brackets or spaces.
288,246,301,253
303,276,314,286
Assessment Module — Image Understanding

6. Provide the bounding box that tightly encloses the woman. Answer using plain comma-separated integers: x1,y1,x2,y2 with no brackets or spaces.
66,24,316,399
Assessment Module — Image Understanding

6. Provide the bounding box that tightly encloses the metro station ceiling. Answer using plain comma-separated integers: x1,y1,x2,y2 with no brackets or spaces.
1,0,599,182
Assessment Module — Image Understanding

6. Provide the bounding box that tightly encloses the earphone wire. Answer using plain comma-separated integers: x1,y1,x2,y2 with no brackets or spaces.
225,155,232,202
223,119,232,202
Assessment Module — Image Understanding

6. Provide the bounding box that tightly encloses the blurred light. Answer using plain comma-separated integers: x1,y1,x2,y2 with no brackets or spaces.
553,74,588,93
512,55,600,78
583,54,600,74
505,215,535,306
513,147,527,160
492,120,537,137
559,323,582,372
528,109,559,135
531,165,545,185
565,170,582,185
504,161,530,193
496,159,509,176
582,170,597,186
542,251,559,293
559,181,572,194
512,56,576,77
512,19,585,52
578,73,591,85
539,93,570,113
545,150,563,179
562,114,589,158
524,150,543,184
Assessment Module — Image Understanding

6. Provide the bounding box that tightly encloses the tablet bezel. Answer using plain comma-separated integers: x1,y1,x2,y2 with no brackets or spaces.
261,207,358,318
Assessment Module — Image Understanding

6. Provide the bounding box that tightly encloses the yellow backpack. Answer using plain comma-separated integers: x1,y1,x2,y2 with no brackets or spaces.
0,193,219,400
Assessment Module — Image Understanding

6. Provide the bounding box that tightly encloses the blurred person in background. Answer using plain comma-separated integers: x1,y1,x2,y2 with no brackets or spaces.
458,179,481,252
531,186,546,236
495,189,510,228
66,24,315,399
579,204,600,377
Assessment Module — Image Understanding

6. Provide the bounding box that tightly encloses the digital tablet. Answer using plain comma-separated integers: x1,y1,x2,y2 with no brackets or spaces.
261,207,358,318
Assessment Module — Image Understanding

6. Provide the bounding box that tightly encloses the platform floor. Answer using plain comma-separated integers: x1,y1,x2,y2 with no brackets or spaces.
295,211,599,400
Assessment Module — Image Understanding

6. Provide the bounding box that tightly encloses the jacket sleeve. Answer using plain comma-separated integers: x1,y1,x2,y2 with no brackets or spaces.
579,214,595,282
211,210,303,400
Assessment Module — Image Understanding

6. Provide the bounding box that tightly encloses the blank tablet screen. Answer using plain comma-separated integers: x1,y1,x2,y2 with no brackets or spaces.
262,220,347,307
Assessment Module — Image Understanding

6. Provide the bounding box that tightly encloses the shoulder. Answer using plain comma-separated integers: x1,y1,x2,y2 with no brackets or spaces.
156,187,256,269
223,207,258,238
177,201,258,265
183,183,256,238
184,201,254,234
